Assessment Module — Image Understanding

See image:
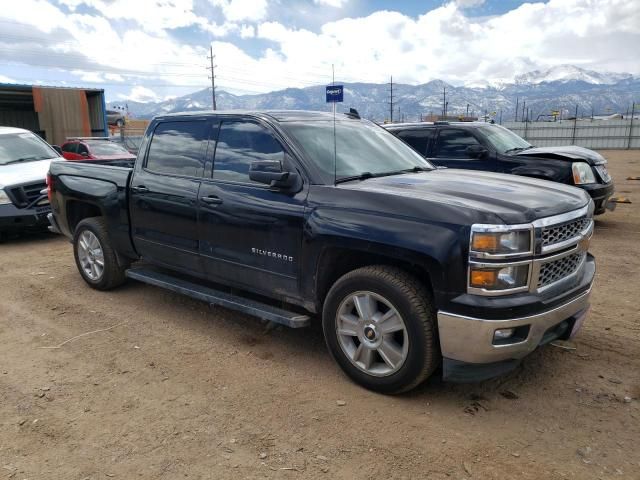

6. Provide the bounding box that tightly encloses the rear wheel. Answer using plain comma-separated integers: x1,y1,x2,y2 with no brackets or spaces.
73,217,126,290
322,266,439,394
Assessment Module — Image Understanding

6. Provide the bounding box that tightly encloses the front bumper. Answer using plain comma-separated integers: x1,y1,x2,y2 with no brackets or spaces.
438,266,593,382
580,182,615,214
0,203,51,232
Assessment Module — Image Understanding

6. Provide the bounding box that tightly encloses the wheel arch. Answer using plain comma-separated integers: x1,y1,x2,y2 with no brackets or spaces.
313,244,443,311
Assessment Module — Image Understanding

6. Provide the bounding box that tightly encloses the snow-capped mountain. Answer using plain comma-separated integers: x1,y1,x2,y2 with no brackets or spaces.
109,66,639,123
512,64,634,86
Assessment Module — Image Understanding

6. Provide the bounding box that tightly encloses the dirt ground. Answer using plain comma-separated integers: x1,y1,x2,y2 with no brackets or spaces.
1,150,639,480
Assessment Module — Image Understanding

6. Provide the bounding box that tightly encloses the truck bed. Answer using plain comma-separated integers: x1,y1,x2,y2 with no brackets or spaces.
48,160,137,260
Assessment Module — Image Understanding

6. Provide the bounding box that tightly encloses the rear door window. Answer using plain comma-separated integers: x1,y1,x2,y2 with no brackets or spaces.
146,121,209,177
395,128,436,156
434,129,481,158
213,120,284,184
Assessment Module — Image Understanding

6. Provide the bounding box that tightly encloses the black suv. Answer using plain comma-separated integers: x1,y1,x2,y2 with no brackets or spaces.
384,122,614,214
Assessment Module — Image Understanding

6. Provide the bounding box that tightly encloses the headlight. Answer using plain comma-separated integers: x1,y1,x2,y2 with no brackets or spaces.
0,188,12,205
572,162,596,185
469,264,530,291
470,229,531,256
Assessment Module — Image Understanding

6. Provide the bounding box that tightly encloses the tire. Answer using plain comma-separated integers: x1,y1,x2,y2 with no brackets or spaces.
322,266,439,394
73,217,126,290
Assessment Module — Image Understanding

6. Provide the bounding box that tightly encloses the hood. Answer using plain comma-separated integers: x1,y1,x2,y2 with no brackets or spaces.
339,169,590,224
0,157,60,188
515,145,605,165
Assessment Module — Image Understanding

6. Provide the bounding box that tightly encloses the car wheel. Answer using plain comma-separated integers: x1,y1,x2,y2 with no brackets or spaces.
73,217,126,290
322,265,439,394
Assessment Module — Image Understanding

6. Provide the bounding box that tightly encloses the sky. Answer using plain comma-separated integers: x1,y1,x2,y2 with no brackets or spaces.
0,0,638,103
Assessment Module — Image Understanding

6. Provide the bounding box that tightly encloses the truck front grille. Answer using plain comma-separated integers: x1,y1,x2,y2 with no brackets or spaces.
8,181,47,208
541,217,590,248
537,252,585,288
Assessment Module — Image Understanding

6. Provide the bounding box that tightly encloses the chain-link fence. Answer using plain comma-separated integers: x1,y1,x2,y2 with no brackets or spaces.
107,120,149,154
503,119,640,149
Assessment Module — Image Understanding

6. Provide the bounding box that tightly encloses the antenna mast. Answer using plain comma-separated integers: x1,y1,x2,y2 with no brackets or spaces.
333,64,337,186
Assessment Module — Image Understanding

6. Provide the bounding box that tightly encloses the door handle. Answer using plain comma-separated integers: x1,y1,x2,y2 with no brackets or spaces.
131,185,149,193
200,195,223,205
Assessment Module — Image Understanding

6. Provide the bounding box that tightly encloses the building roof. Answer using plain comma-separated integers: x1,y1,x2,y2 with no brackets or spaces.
0,82,104,92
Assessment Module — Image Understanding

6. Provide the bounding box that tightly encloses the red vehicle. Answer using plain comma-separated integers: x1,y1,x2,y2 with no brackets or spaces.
60,138,136,162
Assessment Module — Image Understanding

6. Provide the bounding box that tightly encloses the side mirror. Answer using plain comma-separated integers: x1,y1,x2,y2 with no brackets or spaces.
81,151,89,157
52,145,63,155
249,159,300,191
466,144,488,158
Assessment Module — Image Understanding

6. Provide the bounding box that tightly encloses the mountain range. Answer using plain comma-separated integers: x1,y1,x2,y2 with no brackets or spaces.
109,65,640,123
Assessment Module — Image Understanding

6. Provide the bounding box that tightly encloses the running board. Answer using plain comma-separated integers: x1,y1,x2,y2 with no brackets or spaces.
125,267,310,328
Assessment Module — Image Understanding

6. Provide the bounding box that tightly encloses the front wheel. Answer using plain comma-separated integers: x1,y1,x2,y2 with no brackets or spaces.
73,217,126,290
322,266,439,394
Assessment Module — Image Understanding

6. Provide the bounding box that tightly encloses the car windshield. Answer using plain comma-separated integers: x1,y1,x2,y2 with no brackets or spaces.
0,132,58,165
282,119,434,182
477,125,532,154
88,141,132,156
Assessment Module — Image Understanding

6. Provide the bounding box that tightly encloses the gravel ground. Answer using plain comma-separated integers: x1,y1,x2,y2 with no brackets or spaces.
0,150,639,480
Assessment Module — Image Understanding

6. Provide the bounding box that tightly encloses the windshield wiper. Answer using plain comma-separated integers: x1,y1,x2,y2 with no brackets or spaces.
3,155,46,165
335,172,374,184
399,166,431,173
504,146,532,154
335,166,431,184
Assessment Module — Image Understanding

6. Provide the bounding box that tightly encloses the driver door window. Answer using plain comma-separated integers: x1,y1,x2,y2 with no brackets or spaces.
213,121,285,184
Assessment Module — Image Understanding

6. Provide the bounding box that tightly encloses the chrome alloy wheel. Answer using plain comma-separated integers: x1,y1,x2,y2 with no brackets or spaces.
77,230,105,281
335,291,409,377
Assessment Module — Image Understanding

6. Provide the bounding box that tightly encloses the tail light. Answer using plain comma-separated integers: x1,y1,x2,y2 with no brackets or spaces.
46,173,53,202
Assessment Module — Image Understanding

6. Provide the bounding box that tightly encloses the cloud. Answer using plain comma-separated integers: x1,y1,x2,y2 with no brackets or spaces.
313,0,349,7
252,0,640,88
239,24,256,38
0,0,638,102
118,86,161,102
453,0,485,8
0,75,17,83
210,0,268,22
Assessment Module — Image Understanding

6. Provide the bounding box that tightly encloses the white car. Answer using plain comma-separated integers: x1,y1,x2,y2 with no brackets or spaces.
0,127,61,240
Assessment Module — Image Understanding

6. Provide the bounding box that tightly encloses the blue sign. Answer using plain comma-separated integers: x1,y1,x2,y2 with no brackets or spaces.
326,85,344,103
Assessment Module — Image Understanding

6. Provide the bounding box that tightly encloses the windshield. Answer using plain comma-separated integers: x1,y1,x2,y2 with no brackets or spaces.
282,119,433,182
0,132,58,165
88,141,132,156
477,125,531,154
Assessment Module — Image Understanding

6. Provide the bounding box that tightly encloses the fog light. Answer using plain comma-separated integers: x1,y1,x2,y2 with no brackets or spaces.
494,328,515,340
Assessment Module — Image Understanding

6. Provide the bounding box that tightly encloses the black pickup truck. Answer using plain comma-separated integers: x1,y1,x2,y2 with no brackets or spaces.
48,110,595,393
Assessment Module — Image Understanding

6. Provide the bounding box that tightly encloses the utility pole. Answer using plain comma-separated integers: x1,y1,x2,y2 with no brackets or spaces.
515,97,519,122
522,101,526,123
442,87,446,118
207,45,217,110
389,76,394,123
466,103,469,118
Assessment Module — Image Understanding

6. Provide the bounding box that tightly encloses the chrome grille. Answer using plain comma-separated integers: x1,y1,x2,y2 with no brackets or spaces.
538,252,585,288
541,217,590,247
